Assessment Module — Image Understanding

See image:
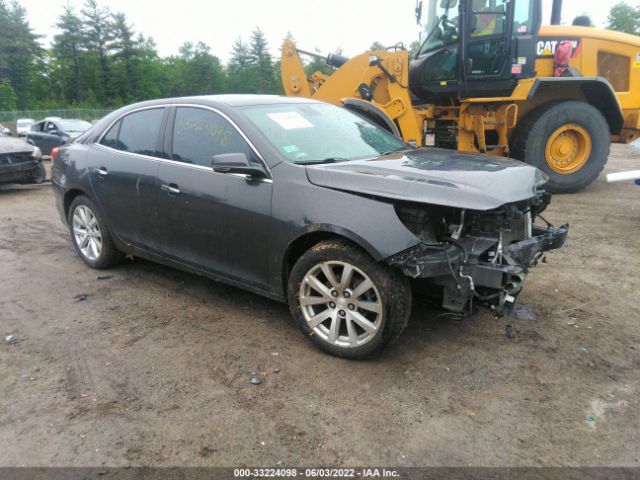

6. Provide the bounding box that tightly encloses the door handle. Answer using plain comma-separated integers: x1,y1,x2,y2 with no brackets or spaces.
161,184,181,195
95,167,108,176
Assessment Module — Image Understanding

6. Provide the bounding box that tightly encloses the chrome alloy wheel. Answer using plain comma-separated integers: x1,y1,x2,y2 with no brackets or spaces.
72,205,102,261
299,261,383,348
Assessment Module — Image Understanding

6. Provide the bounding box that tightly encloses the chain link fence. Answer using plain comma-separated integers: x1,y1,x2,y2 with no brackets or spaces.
0,108,112,123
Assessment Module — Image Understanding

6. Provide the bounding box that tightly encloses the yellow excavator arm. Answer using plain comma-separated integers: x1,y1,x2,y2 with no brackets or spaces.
280,40,425,145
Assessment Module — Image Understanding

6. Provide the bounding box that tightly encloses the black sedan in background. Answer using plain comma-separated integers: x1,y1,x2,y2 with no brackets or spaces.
27,118,92,155
0,136,45,185
51,95,567,359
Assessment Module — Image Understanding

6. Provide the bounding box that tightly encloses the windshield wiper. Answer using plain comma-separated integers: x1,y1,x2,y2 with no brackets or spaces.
294,157,349,165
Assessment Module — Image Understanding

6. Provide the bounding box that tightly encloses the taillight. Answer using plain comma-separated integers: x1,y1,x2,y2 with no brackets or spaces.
51,147,60,163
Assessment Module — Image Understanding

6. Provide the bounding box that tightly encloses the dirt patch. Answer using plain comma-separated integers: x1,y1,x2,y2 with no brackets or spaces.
0,145,639,467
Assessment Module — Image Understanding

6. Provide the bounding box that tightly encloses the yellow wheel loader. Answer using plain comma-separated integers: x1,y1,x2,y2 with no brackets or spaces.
280,0,640,193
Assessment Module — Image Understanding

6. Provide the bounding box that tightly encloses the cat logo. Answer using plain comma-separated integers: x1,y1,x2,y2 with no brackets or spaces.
536,39,580,57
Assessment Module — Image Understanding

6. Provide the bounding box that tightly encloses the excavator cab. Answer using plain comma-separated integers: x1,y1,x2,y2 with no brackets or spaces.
410,0,542,102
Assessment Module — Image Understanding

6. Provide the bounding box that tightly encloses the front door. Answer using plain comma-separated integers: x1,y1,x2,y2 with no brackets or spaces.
153,106,273,289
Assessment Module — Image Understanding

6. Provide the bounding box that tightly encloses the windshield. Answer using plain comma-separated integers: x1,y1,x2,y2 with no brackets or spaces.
58,119,92,132
241,103,408,164
418,0,459,55
17,120,34,127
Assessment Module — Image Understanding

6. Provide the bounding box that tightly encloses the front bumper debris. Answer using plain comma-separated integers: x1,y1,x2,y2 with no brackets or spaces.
0,159,42,184
388,224,569,315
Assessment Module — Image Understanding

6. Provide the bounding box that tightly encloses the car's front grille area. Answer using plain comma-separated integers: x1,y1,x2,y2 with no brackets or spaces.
0,152,33,166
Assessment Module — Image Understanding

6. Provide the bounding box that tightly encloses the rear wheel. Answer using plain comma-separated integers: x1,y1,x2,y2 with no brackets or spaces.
287,240,411,359
511,101,610,193
68,195,122,269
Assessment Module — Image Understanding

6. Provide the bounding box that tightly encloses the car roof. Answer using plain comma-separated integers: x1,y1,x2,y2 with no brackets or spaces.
120,94,322,111
81,94,326,146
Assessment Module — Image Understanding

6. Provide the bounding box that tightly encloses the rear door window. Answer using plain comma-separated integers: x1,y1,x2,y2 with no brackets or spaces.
100,108,166,157
171,107,259,167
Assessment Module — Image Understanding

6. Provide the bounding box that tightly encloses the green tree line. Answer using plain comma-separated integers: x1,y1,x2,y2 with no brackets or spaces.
1,0,638,112
0,0,287,111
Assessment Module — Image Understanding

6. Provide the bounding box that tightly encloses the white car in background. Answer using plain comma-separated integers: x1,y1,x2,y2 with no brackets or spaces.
16,118,35,136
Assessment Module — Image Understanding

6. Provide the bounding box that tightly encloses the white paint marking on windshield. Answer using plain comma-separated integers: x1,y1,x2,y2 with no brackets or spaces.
267,112,314,130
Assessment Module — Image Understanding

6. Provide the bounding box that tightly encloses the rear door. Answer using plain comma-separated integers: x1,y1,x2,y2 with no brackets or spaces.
89,107,168,246
152,106,273,288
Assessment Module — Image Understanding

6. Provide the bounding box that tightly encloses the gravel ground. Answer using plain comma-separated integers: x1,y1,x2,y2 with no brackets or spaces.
0,145,639,467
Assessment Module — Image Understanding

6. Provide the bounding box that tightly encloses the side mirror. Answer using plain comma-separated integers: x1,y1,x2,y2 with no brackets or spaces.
211,153,266,178
368,55,381,67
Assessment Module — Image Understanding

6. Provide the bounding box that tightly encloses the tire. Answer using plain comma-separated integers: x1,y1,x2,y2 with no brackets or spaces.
511,101,610,194
30,162,46,184
287,240,412,359
67,195,122,269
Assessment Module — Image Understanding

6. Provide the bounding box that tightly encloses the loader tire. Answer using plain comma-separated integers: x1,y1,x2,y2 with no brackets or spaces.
511,101,610,194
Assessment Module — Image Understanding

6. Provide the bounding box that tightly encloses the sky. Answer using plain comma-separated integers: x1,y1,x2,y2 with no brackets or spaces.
17,0,640,63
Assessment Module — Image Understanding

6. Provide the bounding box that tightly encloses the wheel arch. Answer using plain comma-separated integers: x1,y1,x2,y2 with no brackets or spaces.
522,77,624,136
281,226,384,296
63,188,88,219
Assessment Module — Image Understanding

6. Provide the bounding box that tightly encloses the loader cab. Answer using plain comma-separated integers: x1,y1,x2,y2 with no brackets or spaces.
409,0,541,102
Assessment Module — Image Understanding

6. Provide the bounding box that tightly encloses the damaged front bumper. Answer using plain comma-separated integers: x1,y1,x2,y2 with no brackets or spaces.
388,224,569,315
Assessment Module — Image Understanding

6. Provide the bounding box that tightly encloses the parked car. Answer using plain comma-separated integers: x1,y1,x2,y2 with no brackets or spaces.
16,118,34,136
51,95,568,359
0,136,45,185
0,124,10,136
27,118,92,155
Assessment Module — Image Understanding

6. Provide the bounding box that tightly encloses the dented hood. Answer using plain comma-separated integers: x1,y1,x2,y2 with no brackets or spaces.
0,137,35,155
305,148,547,210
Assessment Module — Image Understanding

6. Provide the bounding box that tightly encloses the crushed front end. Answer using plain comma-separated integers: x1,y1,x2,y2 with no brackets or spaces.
388,191,568,316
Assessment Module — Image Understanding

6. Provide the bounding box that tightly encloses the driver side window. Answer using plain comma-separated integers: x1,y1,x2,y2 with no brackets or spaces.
468,0,509,77
171,107,260,168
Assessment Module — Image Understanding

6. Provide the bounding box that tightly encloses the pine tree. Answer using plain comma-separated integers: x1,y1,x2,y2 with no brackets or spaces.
248,28,276,94
0,78,18,110
52,5,84,104
228,38,256,93
81,0,114,105
109,12,138,102
0,0,41,109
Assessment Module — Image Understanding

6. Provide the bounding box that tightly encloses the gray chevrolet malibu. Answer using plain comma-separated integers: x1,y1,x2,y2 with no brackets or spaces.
51,95,567,359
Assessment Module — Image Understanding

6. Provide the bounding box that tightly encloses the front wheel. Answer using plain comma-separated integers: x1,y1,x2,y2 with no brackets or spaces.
287,240,411,359
511,101,610,194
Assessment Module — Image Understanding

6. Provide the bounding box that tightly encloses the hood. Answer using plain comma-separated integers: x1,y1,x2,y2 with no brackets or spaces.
0,137,35,155
305,148,547,210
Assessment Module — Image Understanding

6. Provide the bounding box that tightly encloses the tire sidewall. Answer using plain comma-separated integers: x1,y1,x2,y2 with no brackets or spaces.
521,102,609,193
68,195,111,269
287,242,400,359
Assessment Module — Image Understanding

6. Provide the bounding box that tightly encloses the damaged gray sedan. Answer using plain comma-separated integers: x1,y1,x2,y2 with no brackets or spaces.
51,95,567,359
